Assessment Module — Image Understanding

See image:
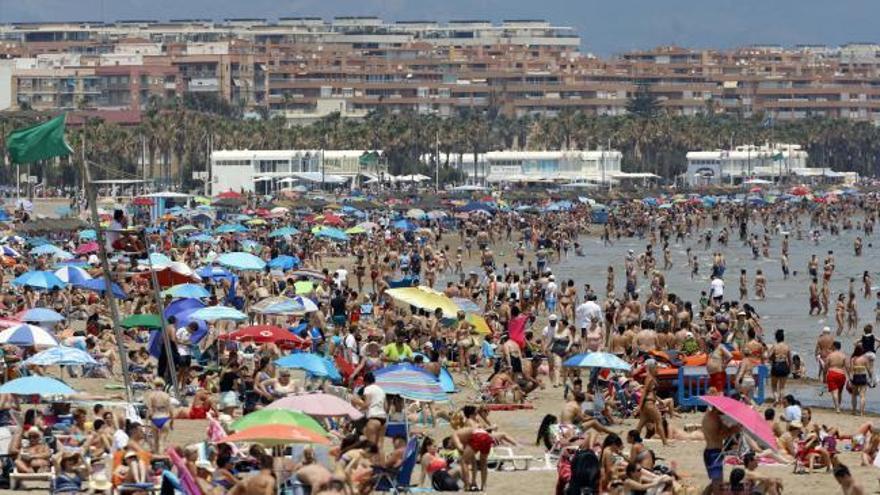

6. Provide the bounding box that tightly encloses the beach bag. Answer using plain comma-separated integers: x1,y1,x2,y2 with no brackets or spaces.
431,470,460,491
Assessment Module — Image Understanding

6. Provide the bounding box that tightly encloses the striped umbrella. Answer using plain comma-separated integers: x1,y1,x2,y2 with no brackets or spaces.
0,323,58,347
373,364,448,402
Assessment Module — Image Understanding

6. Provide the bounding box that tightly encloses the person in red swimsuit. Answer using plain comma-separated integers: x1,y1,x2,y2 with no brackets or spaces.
453,427,494,491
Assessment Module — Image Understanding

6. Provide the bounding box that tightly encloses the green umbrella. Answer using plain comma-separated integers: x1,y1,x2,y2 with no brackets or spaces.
294,281,314,295
230,409,327,435
120,313,163,329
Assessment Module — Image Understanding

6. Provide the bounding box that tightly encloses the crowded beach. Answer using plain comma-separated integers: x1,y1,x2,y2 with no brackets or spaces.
0,182,877,495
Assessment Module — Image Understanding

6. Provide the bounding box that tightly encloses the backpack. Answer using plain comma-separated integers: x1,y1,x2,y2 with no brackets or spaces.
431,470,460,491
565,448,600,495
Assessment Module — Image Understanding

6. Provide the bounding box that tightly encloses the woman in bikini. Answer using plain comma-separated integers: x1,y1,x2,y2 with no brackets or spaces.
850,343,871,416
767,329,792,406
635,360,667,446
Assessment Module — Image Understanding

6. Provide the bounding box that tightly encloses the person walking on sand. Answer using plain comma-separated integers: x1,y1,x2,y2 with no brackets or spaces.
825,341,848,413
701,406,740,495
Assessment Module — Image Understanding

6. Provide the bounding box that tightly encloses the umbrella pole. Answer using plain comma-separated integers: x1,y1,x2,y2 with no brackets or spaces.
82,159,134,404
140,231,182,401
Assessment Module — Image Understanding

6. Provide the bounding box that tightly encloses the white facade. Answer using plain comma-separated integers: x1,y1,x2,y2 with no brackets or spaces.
211,149,385,193
429,150,622,184
686,144,808,185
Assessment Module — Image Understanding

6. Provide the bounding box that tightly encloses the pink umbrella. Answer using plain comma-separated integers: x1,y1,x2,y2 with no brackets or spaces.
266,392,363,419
699,395,777,450
75,242,99,255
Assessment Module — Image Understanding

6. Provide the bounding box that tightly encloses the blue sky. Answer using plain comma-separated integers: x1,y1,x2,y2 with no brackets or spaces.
0,0,876,56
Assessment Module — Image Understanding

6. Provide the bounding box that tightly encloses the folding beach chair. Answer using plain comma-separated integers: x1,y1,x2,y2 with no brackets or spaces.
374,437,420,494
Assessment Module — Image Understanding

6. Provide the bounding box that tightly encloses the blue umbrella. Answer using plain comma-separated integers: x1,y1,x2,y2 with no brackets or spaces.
162,283,210,299
196,265,238,283
79,278,128,299
20,307,65,323
0,323,58,346
217,252,266,271
268,255,300,271
187,234,215,243
457,201,495,213
25,346,97,366
269,226,300,238
314,227,349,242
30,244,63,256
190,306,248,321
392,219,417,231
12,271,67,290
373,364,448,402
79,229,97,241
0,376,76,396
0,245,19,257
54,265,92,285
140,253,174,268
215,224,249,234
563,352,632,371
275,353,341,381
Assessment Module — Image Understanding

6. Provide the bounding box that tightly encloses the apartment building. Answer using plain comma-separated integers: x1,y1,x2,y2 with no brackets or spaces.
2,18,880,123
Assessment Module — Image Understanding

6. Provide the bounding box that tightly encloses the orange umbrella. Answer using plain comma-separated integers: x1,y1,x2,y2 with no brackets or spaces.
219,424,330,446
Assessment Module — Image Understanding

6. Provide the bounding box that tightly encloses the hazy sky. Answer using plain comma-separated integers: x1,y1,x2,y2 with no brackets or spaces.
0,0,877,56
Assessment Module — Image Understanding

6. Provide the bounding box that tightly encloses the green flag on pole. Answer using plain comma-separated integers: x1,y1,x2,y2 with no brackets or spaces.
6,114,72,164
771,152,784,161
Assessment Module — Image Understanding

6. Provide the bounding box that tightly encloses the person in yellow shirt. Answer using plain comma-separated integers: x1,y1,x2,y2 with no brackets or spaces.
383,332,414,362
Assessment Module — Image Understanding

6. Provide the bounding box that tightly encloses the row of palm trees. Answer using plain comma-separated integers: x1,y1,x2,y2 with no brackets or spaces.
0,104,879,189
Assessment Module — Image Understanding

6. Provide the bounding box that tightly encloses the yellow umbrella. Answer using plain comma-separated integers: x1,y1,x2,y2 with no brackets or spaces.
345,226,367,235
246,218,267,226
193,196,211,205
385,286,461,318
294,281,314,295
466,313,490,335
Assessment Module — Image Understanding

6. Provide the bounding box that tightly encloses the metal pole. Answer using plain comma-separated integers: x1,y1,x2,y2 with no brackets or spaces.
435,129,440,192
321,149,325,189
82,159,133,403
26,162,31,201
140,231,181,400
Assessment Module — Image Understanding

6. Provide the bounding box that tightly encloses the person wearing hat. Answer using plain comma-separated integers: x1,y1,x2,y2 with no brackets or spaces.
53,450,88,492
12,426,51,474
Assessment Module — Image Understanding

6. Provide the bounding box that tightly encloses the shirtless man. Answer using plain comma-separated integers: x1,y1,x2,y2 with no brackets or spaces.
560,392,614,435
825,341,848,413
143,377,174,452
702,407,740,495
815,326,835,381
742,452,783,495
634,323,659,357
706,343,733,394
229,453,275,495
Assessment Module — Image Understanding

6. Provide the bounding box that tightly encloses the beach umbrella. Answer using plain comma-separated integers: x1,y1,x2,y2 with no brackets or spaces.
162,283,210,299
386,286,461,319
699,395,777,450
25,346,97,366
392,219,417,231
426,210,447,220
356,221,378,230
267,393,362,419
405,208,426,219
221,424,329,446
230,409,328,435
268,255,300,271
78,230,96,241
30,244,64,256
139,252,174,269
196,265,237,282
175,225,199,234
187,234,215,243
344,226,367,235
0,246,20,257
121,313,163,329
220,325,305,345
79,278,127,299
320,213,344,226
790,186,810,196
215,224,249,234
563,352,632,371
217,252,266,271
269,226,300,238
373,363,448,402
252,295,317,315
54,265,92,285
20,307,64,323
0,376,76,396
451,297,482,314
245,218,267,226
465,314,491,335
312,227,349,242
294,281,315,295
12,271,67,290
74,242,99,255
275,353,341,381
190,306,248,322
0,323,58,347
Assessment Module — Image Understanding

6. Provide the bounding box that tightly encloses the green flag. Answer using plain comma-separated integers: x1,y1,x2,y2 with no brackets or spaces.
771,152,784,161
6,114,72,164
358,151,378,166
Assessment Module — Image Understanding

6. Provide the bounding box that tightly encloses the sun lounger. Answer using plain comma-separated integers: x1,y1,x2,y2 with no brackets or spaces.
10,466,55,490
487,447,534,471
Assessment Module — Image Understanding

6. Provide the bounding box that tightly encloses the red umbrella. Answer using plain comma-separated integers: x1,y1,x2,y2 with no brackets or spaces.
132,197,154,206
220,424,330,446
790,186,810,196
75,242,99,255
138,268,198,288
748,187,762,194
255,208,271,217
220,325,305,345
322,213,344,226
217,190,243,199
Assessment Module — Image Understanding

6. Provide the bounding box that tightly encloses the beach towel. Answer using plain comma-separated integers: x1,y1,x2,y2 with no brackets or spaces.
165,446,202,495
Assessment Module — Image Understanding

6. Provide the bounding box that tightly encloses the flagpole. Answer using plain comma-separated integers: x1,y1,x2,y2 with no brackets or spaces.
81,156,134,403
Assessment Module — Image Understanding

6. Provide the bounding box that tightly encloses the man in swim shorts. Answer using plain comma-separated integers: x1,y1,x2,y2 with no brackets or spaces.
825,341,848,413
